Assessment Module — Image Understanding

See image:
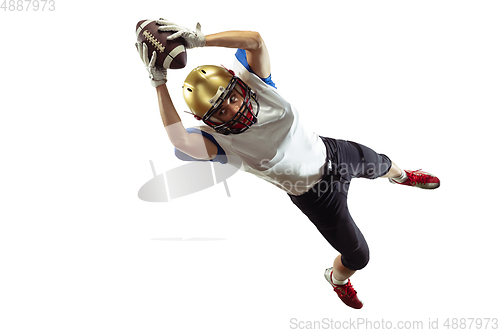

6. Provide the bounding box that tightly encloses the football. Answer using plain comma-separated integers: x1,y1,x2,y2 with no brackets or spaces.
136,19,187,69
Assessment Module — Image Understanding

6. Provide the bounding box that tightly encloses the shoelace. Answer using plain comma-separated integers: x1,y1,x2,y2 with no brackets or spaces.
334,280,357,298
406,169,431,185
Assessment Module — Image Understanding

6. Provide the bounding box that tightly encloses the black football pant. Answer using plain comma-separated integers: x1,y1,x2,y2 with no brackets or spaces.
288,137,392,270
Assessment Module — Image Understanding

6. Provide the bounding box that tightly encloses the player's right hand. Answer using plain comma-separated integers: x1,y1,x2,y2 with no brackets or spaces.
156,18,206,49
135,42,167,88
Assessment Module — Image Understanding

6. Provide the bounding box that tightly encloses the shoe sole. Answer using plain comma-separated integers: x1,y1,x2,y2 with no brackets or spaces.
388,178,440,189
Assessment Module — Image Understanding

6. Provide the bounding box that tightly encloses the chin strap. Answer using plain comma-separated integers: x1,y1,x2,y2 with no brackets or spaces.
183,110,201,120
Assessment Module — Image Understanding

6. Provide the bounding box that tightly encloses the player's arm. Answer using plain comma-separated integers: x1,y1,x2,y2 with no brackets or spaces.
155,84,218,160
136,42,218,160
156,19,271,79
204,31,271,79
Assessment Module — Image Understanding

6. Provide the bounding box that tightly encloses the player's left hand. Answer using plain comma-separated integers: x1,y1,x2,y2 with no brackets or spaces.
156,18,206,49
135,42,167,88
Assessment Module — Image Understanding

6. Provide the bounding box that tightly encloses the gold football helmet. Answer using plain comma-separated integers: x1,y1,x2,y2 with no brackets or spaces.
183,65,259,135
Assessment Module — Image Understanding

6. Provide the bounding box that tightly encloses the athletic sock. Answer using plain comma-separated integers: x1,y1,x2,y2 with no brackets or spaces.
392,170,408,183
331,276,348,286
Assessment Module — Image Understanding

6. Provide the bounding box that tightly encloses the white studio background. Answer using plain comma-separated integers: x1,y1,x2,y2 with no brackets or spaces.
0,1,499,332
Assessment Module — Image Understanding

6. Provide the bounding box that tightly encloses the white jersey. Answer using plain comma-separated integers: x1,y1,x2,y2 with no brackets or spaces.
181,53,327,195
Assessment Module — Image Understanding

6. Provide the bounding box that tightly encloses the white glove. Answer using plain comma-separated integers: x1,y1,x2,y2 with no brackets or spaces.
135,42,167,88
156,19,206,49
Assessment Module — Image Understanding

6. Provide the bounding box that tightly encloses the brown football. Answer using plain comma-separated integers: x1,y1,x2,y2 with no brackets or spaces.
136,19,187,69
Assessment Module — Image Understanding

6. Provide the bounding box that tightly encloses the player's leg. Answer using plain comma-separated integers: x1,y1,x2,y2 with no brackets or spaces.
381,160,440,189
320,203,367,310
339,140,440,189
289,170,367,310
380,161,404,179
332,254,356,281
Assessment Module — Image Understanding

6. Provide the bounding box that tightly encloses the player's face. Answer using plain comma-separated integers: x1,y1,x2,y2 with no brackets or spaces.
214,90,244,122
206,80,258,134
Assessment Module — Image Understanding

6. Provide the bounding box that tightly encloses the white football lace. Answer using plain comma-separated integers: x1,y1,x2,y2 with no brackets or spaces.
143,30,165,53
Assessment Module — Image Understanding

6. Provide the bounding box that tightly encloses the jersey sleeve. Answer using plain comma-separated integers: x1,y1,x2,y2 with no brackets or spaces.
235,49,276,88
174,127,227,164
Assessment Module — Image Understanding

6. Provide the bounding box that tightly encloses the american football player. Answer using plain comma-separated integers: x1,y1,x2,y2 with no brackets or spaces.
135,19,440,309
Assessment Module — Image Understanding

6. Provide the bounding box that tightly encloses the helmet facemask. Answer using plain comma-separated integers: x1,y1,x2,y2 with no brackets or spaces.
203,76,259,135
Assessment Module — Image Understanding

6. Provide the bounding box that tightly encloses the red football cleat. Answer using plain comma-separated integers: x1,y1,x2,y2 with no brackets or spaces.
389,169,440,189
324,268,363,309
